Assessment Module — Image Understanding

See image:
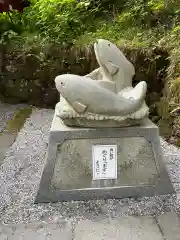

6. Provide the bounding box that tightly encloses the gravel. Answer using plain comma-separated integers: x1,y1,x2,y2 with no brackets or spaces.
0,108,180,224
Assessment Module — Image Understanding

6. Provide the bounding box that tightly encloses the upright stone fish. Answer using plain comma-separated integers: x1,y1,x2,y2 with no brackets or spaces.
88,39,135,92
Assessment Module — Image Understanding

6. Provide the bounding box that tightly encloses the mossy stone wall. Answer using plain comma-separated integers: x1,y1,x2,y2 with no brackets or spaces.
0,43,169,113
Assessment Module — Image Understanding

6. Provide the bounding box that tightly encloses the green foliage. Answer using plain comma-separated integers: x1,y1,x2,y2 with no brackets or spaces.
0,0,179,144
0,0,102,44
0,0,179,47
123,0,180,27
20,0,110,43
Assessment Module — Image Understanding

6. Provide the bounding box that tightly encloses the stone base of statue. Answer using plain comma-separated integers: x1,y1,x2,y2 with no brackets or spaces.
35,114,174,203
55,99,150,128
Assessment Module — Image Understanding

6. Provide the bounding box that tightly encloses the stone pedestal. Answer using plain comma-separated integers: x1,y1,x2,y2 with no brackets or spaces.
35,115,174,203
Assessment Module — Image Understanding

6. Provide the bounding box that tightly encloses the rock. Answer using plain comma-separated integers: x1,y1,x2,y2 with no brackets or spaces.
168,136,177,145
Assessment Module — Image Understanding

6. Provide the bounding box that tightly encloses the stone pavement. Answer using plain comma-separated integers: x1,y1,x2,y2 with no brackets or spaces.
0,101,31,165
0,212,180,240
0,132,17,165
1,103,180,239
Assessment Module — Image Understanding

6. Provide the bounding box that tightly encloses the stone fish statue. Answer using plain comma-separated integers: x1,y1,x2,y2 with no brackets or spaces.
55,39,149,127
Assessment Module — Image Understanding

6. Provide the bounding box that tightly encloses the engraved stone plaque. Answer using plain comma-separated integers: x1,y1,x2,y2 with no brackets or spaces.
92,145,117,180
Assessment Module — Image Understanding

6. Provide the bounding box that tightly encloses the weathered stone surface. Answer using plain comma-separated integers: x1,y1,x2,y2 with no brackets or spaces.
1,213,180,240
55,39,149,127
0,133,16,165
55,100,149,128
0,220,72,240
35,116,174,203
62,117,143,128
74,217,164,240
156,212,180,240
51,136,157,190
0,102,29,165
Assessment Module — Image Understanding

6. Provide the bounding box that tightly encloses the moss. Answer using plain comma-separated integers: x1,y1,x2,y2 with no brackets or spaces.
156,99,171,119
162,48,180,145
169,77,180,107
84,166,92,177
158,118,173,138
156,98,175,138
119,161,133,170
176,139,180,147
5,107,33,133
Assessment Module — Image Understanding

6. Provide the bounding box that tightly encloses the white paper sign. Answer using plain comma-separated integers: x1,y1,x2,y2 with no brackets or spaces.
92,145,117,180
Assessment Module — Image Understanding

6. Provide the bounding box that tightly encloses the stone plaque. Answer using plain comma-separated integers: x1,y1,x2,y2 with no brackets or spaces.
92,145,117,180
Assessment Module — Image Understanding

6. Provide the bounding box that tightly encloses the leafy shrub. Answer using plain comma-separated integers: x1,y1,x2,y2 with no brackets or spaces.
124,0,180,27
20,0,107,43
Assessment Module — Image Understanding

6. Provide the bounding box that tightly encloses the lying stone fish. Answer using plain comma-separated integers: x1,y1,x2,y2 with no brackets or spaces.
55,74,147,117
86,39,135,92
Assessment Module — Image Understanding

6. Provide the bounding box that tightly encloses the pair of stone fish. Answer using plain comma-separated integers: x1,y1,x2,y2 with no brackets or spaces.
55,39,148,119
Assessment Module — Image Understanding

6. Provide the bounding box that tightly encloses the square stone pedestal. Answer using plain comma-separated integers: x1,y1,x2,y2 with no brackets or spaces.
35,115,174,203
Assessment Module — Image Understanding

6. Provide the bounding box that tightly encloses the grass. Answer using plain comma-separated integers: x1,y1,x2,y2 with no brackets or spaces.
75,22,179,50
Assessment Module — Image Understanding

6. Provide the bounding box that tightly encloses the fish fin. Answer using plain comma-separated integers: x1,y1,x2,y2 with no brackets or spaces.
71,101,87,113
131,81,147,100
118,82,147,101
98,80,116,92
85,68,101,80
106,62,119,76
117,87,133,96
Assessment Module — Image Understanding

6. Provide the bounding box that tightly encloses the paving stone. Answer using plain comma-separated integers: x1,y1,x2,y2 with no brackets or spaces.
0,133,17,165
0,102,25,133
0,220,72,240
156,212,180,240
74,216,164,240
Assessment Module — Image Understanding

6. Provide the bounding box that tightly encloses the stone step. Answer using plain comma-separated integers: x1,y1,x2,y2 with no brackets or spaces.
0,212,180,240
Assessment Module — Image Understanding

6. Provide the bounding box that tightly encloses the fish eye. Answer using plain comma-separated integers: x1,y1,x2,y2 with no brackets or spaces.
60,81,65,86
108,43,110,47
